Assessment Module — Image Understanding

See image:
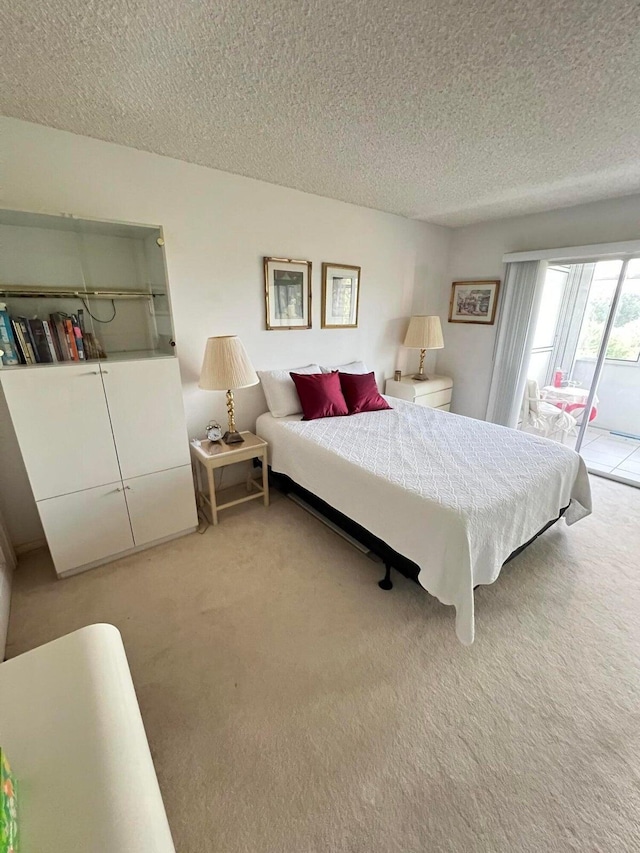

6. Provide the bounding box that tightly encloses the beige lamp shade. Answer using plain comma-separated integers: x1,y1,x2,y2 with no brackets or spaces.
403,315,444,350
198,335,259,390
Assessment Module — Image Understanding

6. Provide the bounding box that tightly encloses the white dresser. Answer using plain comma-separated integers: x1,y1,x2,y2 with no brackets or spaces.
384,374,453,411
0,357,197,577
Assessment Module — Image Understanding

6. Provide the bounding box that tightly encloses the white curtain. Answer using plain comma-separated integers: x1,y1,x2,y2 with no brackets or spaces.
485,260,546,427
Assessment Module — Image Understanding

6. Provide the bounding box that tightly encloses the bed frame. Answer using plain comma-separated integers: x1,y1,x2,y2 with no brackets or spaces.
270,469,569,591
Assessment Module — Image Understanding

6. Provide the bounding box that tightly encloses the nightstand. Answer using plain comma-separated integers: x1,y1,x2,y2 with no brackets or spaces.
190,431,269,526
384,374,453,410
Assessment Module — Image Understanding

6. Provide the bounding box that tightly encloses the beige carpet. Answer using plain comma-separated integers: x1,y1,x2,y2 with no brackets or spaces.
6,477,640,852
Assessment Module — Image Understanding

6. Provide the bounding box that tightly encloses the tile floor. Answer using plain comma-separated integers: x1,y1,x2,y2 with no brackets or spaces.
568,426,640,485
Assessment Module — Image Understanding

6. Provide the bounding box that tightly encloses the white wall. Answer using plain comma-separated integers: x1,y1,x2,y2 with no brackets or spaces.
436,194,640,419
1,117,450,547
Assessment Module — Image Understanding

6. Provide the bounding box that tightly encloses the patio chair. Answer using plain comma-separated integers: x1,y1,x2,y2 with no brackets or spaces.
520,379,577,442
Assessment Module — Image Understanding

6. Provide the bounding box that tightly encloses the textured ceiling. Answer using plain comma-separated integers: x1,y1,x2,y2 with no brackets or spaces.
1,0,640,226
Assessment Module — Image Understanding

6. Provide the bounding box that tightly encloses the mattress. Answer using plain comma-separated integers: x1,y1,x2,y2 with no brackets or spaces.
256,398,592,644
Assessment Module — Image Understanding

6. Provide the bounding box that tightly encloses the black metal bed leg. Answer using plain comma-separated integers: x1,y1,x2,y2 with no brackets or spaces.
378,562,393,590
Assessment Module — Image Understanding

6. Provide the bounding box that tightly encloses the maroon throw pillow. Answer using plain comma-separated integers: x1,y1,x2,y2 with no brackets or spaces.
339,371,392,415
290,371,349,420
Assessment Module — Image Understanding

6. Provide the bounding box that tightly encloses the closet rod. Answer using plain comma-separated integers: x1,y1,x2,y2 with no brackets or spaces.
0,286,161,300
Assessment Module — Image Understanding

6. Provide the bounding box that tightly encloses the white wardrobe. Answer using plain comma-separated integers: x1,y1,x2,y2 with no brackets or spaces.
0,209,197,576
1,358,196,576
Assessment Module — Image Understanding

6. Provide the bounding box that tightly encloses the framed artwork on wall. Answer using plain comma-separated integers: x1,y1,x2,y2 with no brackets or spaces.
449,280,500,324
264,257,312,330
321,263,361,328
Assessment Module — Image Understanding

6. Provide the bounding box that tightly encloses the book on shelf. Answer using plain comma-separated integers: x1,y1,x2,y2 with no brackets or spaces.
28,319,54,363
71,314,85,360
76,309,108,359
47,315,65,361
42,319,60,362
0,303,21,366
0,305,108,366
83,331,103,360
22,318,40,362
11,319,31,364
64,318,80,361
15,319,37,364
50,313,72,360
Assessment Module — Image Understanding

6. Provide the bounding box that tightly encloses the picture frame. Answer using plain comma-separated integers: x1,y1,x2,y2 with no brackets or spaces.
448,280,500,325
321,262,361,329
264,257,312,330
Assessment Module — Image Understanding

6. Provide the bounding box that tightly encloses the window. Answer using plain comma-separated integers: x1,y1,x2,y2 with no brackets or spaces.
576,258,640,363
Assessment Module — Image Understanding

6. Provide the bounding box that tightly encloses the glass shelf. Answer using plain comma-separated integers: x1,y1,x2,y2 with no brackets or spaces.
0,349,175,370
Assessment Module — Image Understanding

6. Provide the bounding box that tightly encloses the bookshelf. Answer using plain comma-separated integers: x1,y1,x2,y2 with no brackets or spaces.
0,208,197,578
0,209,175,368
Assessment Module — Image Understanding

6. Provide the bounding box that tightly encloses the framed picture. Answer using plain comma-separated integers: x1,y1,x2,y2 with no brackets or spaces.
449,280,501,324
264,257,312,330
321,263,361,328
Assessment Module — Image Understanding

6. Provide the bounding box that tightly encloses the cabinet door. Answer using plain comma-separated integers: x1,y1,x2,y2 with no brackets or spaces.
124,465,197,547
101,359,190,480
37,484,134,575
0,365,122,500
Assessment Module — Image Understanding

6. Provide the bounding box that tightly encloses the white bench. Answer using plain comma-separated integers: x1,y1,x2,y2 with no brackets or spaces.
0,623,175,852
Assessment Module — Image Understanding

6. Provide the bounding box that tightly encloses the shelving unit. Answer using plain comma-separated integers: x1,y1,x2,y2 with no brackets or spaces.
0,208,197,577
0,209,175,367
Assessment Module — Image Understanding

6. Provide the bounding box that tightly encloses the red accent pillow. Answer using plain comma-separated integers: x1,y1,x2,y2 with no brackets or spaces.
339,371,392,415
290,371,349,420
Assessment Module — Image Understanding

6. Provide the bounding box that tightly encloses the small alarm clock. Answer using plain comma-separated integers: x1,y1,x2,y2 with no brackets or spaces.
205,421,223,442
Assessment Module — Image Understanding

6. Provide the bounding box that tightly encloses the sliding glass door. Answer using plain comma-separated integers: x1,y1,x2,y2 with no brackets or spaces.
573,257,640,484
527,255,640,487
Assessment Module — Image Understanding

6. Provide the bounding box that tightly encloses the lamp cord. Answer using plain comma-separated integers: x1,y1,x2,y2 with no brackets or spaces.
81,297,117,323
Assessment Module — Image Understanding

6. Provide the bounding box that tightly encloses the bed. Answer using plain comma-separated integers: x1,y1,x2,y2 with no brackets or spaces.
256,398,592,644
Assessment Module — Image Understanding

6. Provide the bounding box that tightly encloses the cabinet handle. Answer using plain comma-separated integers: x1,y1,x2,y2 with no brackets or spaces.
101,369,110,374
84,370,100,375
114,486,131,492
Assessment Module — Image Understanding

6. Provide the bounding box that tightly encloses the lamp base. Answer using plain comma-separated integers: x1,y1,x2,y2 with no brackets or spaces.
412,349,430,382
223,430,244,444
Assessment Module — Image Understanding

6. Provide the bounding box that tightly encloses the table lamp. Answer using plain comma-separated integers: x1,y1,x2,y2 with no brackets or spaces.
403,315,444,381
199,335,259,443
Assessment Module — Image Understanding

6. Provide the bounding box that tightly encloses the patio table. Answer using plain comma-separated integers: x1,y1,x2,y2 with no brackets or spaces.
542,385,599,423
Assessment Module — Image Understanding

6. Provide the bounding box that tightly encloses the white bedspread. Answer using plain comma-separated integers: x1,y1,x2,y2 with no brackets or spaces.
256,399,592,644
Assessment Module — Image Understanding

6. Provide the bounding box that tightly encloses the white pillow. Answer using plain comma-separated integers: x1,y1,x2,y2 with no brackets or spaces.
258,364,321,418
320,360,369,375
